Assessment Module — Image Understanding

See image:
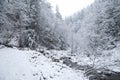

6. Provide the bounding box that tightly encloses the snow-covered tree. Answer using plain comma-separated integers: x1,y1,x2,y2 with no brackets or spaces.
0,0,68,50
65,0,120,56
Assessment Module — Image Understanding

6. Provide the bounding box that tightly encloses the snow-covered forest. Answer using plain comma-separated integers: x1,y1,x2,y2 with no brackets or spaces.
0,0,120,80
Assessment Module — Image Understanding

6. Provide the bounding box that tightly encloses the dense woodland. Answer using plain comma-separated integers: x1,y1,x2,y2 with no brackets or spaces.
0,0,120,80
66,0,120,55
0,0,68,50
1,0,120,52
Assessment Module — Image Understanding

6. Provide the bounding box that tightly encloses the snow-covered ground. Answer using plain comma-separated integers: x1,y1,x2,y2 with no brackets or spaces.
0,46,88,80
1,44,120,80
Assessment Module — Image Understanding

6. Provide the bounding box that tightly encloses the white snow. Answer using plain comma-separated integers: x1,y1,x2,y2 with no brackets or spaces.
0,47,88,80
0,47,34,80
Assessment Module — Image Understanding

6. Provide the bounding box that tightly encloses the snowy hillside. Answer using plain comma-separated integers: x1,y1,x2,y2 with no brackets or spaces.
0,46,88,80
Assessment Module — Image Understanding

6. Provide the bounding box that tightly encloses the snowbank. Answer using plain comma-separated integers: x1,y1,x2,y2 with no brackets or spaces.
0,47,88,80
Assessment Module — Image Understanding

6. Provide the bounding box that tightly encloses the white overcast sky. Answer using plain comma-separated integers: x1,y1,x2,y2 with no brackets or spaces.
48,0,95,18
